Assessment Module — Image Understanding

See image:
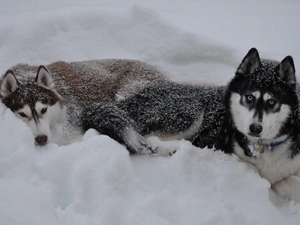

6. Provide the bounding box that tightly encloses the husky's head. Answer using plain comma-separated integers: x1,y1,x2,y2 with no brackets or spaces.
226,48,297,141
0,66,63,146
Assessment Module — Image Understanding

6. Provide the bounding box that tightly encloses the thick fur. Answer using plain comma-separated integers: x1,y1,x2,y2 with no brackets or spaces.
219,48,300,203
82,48,300,203
82,81,226,154
0,59,166,145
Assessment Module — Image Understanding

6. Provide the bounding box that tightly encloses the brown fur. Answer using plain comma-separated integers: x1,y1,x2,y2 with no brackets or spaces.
7,59,166,106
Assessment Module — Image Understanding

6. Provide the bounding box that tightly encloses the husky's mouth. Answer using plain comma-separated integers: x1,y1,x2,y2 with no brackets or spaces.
248,133,261,138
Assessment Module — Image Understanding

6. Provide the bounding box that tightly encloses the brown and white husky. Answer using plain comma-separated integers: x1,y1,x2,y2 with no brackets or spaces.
0,59,166,146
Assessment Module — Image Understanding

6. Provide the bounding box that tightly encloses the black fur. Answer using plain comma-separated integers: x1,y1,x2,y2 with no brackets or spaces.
82,82,226,153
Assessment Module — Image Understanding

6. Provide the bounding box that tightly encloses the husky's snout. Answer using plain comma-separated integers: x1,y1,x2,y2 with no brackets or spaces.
249,123,262,136
35,135,48,146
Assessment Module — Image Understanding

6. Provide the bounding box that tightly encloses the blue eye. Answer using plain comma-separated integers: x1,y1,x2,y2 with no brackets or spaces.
267,99,276,107
245,94,255,103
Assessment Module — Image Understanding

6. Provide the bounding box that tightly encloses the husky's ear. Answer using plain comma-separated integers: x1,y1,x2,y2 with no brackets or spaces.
236,48,262,75
1,70,19,97
277,56,296,85
35,65,54,89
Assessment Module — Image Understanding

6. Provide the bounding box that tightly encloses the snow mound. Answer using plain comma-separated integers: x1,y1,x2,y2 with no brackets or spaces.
1,106,300,224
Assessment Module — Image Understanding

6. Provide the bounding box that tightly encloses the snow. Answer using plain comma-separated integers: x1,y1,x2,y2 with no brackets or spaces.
1,0,300,224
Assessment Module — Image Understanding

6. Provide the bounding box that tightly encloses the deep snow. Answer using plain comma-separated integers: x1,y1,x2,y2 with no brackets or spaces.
0,1,300,224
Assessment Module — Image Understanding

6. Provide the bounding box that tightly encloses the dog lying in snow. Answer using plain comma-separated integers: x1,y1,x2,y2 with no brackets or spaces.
82,48,300,204
0,59,166,145
219,48,300,204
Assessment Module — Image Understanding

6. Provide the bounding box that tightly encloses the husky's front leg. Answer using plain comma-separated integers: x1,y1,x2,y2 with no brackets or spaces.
272,175,300,203
81,103,156,155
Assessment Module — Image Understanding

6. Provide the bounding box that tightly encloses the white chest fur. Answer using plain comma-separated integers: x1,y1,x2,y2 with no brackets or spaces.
234,140,300,184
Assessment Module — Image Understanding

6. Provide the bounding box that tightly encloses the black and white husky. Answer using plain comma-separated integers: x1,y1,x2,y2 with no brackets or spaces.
82,48,300,203
220,48,300,203
0,60,166,146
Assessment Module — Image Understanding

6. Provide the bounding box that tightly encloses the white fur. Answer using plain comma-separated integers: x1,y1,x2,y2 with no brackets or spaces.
263,93,272,101
16,105,32,119
14,101,64,145
261,105,291,139
234,131,300,202
122,124,190,155
230,92,291,140
230,93,255,135
252,91,261,99
261,93,291,139
234,140,300,183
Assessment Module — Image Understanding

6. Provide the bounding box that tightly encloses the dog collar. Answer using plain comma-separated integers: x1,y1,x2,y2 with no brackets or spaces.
251,136,290,157
269,135,290,147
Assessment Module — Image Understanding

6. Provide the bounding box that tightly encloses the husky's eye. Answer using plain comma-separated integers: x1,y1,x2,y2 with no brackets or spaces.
19,112,27,118
266,99,277,107
41,108,47,114
245,94,255,103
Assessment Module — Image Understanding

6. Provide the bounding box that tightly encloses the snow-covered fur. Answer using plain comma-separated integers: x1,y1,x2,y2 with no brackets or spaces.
81,48,300,203
81,81,226,154
220,48,300,203
0,59,166,145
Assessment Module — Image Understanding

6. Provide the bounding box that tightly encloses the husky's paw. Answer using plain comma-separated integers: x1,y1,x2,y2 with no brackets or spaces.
138,143,158,155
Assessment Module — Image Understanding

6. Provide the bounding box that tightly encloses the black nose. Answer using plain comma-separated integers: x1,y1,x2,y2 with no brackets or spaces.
249,124,262,136
35,135,48,146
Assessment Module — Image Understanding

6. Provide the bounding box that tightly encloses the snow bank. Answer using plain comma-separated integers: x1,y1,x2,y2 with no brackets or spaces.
1,0,300,224
0,107,295,225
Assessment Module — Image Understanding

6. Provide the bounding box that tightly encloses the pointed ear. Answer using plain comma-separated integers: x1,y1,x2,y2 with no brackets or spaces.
277,56,296,85
1,70,19,97
35,65,54,89
236,48,262,75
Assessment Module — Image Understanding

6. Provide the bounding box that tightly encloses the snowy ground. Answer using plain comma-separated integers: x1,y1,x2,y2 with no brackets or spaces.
1,1,300,224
